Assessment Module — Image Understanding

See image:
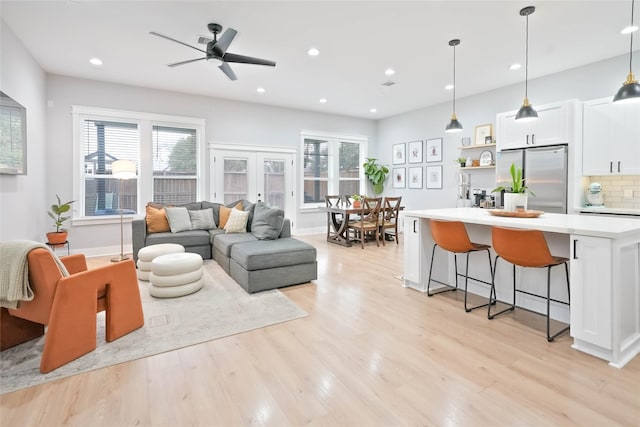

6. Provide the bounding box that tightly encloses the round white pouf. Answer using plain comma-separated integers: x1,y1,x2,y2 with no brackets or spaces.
136,243,185,281
149,252,204,298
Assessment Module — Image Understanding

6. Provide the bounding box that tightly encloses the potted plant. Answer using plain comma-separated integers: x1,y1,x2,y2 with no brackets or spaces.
455,157,467,167
351,194,362,208
362,158,389,195
47,194,75,244
492,163,534,212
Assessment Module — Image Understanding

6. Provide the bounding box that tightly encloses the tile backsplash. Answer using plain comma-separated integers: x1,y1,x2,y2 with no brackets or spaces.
586,175,640,209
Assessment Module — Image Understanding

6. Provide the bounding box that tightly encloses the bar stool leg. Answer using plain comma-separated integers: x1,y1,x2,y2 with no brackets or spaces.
464,249,493,312
488,256,516,319
427,244,457,297
547,262,571,342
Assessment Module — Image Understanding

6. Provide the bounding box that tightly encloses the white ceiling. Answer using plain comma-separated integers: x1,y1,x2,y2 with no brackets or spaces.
1,1,636,119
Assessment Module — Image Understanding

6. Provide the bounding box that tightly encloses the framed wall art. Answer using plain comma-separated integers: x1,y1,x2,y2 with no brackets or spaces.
408,166,423,189
392,143,406,164
474,123,493,145
408,140,423,163
392,167,406,188
425,138,442,163
426,165,443,189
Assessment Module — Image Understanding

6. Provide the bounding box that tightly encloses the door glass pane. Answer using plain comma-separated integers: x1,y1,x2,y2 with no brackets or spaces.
263,159,285,208
224,158,247,204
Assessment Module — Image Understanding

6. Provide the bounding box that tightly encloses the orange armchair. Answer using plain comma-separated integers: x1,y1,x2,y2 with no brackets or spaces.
1,248,144,373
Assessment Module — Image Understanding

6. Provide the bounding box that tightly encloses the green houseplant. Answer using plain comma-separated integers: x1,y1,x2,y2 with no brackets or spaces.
362,158,389,195
47,194,75,244
351,194,362,208
492,163,534,211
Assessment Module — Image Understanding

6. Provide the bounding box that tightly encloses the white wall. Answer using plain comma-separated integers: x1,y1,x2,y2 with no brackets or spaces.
376,54,633,212
0,20,47,242
45,75,377,254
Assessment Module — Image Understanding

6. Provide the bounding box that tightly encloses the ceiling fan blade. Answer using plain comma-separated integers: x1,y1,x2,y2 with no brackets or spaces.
223,53,276,67
149,31,207,54
212,28,238,56
219,62,237,81
168,57,207,67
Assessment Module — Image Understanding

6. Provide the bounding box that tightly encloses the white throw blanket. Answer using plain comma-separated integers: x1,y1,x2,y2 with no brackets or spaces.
0,240,69,309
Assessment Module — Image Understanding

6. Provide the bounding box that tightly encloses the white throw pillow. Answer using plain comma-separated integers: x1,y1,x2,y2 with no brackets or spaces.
165,206,192,233
224,208,250,234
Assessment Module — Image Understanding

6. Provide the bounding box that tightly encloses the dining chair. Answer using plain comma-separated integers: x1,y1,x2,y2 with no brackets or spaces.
489,226,570,342
427,219,493,312
347,197,383,249
324,195,343,240
380,196,402,245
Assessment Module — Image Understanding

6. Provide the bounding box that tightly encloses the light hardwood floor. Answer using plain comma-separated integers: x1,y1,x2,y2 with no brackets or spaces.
1,234,639,426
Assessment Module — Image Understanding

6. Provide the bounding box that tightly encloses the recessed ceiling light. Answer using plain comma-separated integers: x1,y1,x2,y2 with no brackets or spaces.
89,57,103,66
509,63,522,70
621,25,639,34
308,47,320,56
370,108,377,113
319,98,327,104
256,87,265,93
384,68,395,76
445,84,454,90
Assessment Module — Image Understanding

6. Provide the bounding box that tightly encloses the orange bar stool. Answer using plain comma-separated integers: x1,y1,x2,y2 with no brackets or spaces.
489,226,570,342
427,220,493,312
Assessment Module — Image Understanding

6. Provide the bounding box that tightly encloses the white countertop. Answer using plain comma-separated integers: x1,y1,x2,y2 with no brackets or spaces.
404,208,640,239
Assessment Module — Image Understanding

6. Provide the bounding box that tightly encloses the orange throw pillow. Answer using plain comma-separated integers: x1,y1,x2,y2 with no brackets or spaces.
146,205,170,233
218,202,243,229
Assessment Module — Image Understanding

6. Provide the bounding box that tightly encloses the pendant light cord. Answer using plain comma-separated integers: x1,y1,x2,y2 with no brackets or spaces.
452,43,456,114
525,12,530,100
630,0,636,74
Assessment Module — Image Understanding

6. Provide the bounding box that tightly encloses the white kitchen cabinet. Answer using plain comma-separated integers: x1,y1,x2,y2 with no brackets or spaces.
496,100,576,151
582,97,640,175
569,235,612,350
403,216,423,287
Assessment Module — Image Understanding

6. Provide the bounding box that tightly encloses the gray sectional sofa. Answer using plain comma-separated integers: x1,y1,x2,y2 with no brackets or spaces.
132,200,317,293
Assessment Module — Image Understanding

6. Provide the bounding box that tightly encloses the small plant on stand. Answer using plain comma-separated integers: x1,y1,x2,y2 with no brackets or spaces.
47,194,75,244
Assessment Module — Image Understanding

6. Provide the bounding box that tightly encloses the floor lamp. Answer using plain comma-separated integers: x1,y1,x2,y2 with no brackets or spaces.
111,160,137,262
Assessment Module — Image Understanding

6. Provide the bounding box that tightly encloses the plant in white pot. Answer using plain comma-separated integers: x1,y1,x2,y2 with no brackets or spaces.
492,163,534,212
47,194,75,244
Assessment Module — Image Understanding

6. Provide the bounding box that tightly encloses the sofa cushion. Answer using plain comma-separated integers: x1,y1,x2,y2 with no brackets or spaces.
201,201,223,227
251,202,284,240
240,199,256,232
230,238,317,271
146,230,210,247
165,207,192,233
209,228,226,244
213,233,258,257
219,203,243,228
145,205,170,233
225,208,250,233
189,208,215,230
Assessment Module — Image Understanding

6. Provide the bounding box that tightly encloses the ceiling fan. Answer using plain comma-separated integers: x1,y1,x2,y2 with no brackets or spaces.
150,23,276,81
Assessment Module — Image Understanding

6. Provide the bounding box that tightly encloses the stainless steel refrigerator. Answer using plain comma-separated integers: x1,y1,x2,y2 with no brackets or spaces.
495,145,568,213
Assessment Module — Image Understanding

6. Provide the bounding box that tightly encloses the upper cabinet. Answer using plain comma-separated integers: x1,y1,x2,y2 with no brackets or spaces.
582,97,640,176
496,100,577,151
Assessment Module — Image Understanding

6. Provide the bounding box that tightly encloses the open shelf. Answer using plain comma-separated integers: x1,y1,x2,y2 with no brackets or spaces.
460,165,495,170
459,143,496,150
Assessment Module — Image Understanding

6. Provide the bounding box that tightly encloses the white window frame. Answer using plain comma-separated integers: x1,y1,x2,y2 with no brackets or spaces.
71,106,205,225
300,130,368,209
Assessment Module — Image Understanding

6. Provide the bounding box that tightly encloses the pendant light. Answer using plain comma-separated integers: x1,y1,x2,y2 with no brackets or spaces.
515,6,538,121
613,0,640,103
445,39,463,133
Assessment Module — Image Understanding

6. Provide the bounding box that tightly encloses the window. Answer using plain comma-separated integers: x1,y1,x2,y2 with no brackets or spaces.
301,132,367,207
72,106,204,222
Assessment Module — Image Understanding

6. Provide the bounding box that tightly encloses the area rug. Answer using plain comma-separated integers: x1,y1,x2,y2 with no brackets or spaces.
0,260,308,394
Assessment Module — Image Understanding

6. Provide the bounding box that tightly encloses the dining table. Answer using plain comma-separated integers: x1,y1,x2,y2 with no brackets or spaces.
318,203,404,247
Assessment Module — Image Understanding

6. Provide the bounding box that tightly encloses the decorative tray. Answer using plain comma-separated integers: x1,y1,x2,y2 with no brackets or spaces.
488,209,544,218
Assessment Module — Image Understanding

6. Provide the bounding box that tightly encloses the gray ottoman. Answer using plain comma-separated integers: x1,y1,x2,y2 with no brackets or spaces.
136,243,185,281
229,238,317,293
149,252,204,298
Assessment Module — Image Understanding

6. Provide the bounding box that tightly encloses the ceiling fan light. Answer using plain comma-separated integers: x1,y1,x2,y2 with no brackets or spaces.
207,57,224,67
445,115,463,133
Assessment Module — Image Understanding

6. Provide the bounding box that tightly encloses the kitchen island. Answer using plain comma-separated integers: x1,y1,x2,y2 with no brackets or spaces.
403,208,640,368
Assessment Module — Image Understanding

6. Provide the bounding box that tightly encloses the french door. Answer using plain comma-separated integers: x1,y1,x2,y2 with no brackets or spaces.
210,145,295,227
